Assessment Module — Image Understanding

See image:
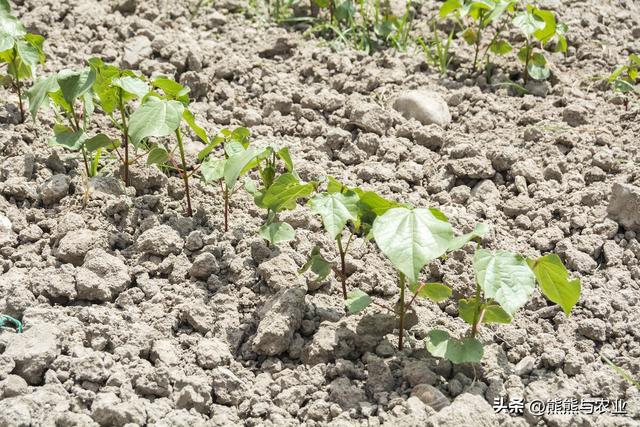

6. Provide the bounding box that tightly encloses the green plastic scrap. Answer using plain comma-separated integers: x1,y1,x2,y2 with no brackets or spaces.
0,315,23,333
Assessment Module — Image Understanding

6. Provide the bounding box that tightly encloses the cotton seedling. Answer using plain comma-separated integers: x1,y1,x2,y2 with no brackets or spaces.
305,179,400,300
439,0,516,71
199,127,260,230
606,54,639,95
0,1,45,123
88,58,150,186
512,5,567,83
28,67,119,178
127,77,209,217
244,146,315,245
425,227,581,364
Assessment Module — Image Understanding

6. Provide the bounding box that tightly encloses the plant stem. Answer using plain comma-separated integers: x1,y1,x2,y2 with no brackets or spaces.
118,89,130,187
14,77,24,123
224,186,229,232
470,285,484,338
337,234,347,300
398,272,406,350
523,43,531,84
175,128,193,217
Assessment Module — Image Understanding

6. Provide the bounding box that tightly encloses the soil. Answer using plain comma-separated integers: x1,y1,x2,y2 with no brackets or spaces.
0,0,639,426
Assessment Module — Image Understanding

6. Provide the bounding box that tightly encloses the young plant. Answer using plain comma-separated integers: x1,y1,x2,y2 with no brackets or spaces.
303,179,402,300
199,127,259,230
425,232,581,364
512,5,567,83
417,20,455,76
0,1,45,122
88,58,150,186
245,146,315,245
127,77,209,217
439,0,515,71
606,54,639,95
28,67,118,177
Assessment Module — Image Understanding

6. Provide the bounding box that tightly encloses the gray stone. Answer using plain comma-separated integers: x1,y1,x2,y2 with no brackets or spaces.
76,249,130,302
427,393,498,426
211,367,247,405
150,340,180,366
91,392,147,426
190,252,219,280
412,384,450,411
0,374,28,397
56,229,102,265
137,225,183,256
0,399,31,427
174,376,212,414
404,360,438,386
3,324,60,385
348,100,394,136
562,106,588,127
29,265,77,301
447,157,495,179
577,318,607,342
252,287,306,356
393,90,451,127
607,182,640,231
514,355,536,376
38,174,70,206
195,338,232,369
122,35,152,69
328,377,367,410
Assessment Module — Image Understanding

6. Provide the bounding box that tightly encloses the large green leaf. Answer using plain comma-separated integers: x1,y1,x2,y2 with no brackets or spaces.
57,67,96,106
48,124,85,151
128,97,184,145
513,10,545,38
425,329,484,364
532,8,556,44
0,11,25,38
309,191,360,239
0,32,13,51
261,173,315,212
27,74,58,120
84,133,117,152
146,146,169,165
439,0,461,17
474,249,536,317
259,221,295,245
200,158,225,184
345,289,372,314
224,148,257,190
182,109,209,143
152,77,189,103
372,207,454,284
527,254,580,316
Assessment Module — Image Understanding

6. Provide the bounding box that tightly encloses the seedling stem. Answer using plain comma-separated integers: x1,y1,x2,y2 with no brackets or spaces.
175,128,193,217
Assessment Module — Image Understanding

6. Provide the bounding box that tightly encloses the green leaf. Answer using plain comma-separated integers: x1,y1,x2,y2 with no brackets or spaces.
200,158,225,184
146,146,169,165
425,329,484,364
182,109,209,144
527,254,580,316
532,8,556,44
527,62,551,80
356,190,401,216
27,74,58,120
461,27,477,45
261,173,315,212
224,148,257,190
309,191,360,239
259,221,295,245
57,67,96,106
458,297,512,325
277,147,294,172
327,176,346,194
84,133,116,152
345,289,372,314
439,0,461,18
197,135,224,161
409,282,451,303
152,77,190,103
490,39,512,55
474,249,536,317
0,11,25,38
372,207,454,284
112,76,149,99
128,97,184,145
448,223,488,252
513,10,545,38
0,0,11,13
48,124,85,151
299,245,332,282
0,32,13,51
15,40,40,77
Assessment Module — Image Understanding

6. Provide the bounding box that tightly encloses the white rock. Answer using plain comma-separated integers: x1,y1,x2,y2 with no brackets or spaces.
393,90,451,127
